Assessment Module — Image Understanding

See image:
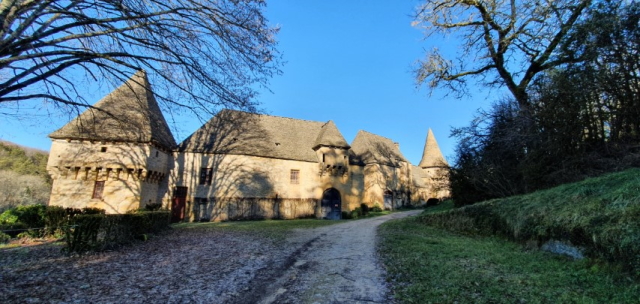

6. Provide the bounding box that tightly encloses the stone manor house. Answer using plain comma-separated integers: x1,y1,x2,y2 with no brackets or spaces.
46,71,449,221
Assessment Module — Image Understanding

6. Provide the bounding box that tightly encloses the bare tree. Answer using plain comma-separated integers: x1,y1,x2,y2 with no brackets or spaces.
0,0,281,116
413,0,592,110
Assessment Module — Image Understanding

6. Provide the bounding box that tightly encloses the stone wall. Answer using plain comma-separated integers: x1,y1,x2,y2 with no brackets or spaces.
47,140,171,213
168,152,365,220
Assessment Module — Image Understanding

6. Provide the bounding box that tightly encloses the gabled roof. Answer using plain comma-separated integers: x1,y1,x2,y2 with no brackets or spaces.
349,130,407,166
178,110,349,162
49,70,176,149
313,120,350,149
418,128,447,168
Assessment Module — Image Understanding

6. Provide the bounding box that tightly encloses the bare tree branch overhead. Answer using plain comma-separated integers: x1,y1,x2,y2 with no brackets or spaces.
0,0,281,117
413,0,592,109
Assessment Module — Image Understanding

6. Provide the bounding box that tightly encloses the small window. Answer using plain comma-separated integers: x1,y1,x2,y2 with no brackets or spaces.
92,181,105,199
155,151,159,157
322,153,325,162
100,147,107,152
290,169,300,184
199,168,213,185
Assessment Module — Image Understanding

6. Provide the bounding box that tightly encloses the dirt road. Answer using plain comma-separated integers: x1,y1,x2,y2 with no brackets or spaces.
0,210,421,303
234,210,422,304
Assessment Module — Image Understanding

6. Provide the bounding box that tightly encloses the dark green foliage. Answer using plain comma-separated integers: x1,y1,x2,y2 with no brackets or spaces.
419,168,640,277
0,204,46,237
143,203,162,211
359,203,369,216
63,211,170,254
0,142,49,180
371,204,382,212
0,231,10,243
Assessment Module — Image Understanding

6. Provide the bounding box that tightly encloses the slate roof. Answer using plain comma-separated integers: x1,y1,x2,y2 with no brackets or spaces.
178,110,349,162
349,130,408,166
49,70,176,150
418,129,447,168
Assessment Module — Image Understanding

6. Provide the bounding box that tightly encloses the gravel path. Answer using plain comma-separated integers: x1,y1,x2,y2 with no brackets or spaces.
0,210,421,303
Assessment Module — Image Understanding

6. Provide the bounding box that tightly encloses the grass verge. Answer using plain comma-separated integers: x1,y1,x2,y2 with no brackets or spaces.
173,219,341,241
379,216,640,303
419,168,640,276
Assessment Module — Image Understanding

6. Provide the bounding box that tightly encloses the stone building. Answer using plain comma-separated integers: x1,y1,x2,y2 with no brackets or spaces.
46,71,449,221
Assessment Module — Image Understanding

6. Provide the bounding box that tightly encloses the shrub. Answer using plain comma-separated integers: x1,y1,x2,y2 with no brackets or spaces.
63,211,170,254
0,231,10,243
144,203,162,211
371,204,383,213
341,211,352,219
360,203,369,216
0,204,47,237
44,206,67,236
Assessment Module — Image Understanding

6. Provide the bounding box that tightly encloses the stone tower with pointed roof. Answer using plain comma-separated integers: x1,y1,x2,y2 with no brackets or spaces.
47,73,449,219
47,71,176,213
412,129,450,203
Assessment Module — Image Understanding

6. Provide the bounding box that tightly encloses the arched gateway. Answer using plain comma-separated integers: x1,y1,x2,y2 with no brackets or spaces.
321,188,342,220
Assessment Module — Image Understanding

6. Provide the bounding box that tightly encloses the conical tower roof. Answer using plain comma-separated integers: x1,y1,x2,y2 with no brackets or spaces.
49,70,176,149
313,120,350,149
418,129,447,168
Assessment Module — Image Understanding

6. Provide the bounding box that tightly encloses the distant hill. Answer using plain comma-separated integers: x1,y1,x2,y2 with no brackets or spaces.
0,141,51,212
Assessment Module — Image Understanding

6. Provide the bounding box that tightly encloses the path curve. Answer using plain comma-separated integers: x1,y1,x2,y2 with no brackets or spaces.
233,210,422,304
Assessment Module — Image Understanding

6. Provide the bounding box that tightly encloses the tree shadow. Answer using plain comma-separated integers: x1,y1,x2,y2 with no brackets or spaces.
172,110,291,221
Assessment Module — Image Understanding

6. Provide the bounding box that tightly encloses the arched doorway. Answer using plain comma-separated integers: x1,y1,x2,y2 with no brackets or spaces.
383,190,393,210
321,188,341,220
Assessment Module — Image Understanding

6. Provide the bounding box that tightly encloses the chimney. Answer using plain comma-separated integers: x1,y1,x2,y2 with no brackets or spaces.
394,142,400,150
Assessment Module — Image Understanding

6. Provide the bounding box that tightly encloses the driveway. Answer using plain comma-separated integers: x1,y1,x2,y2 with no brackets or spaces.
0,210,421,303
235,210,422,304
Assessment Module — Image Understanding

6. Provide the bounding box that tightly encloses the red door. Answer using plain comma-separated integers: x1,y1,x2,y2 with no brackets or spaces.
171,187,188,222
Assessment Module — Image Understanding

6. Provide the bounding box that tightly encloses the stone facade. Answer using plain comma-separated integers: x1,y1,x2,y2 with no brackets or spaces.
46,71,449,221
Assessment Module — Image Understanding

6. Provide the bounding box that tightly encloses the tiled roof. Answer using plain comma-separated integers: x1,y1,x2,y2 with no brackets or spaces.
178,110,349,162
49,70,176,149
349,130,408,166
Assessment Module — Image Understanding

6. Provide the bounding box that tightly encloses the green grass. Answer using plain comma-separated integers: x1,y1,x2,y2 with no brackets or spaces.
419,168,640,275
379,217,640,304
172,219,342,240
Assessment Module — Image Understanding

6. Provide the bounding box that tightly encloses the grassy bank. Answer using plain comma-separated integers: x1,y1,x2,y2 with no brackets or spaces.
379,216,640,303
418,168,640,276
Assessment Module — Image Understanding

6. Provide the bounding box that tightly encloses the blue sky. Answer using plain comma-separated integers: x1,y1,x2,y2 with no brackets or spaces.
0,0,495,165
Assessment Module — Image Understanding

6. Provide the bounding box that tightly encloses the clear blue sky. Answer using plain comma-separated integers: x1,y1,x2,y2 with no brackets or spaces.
0,0,495,165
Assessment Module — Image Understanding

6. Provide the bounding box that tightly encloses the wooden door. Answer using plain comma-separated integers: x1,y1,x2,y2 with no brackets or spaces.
171,186,188,222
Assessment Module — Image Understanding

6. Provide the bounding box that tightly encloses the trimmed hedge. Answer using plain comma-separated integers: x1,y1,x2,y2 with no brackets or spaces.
418,168,640,277
64,211,170,254
1,205,170,254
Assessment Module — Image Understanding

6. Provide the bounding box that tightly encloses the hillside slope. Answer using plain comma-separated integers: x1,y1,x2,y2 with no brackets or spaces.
419,168,640,276
0,141,51,212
